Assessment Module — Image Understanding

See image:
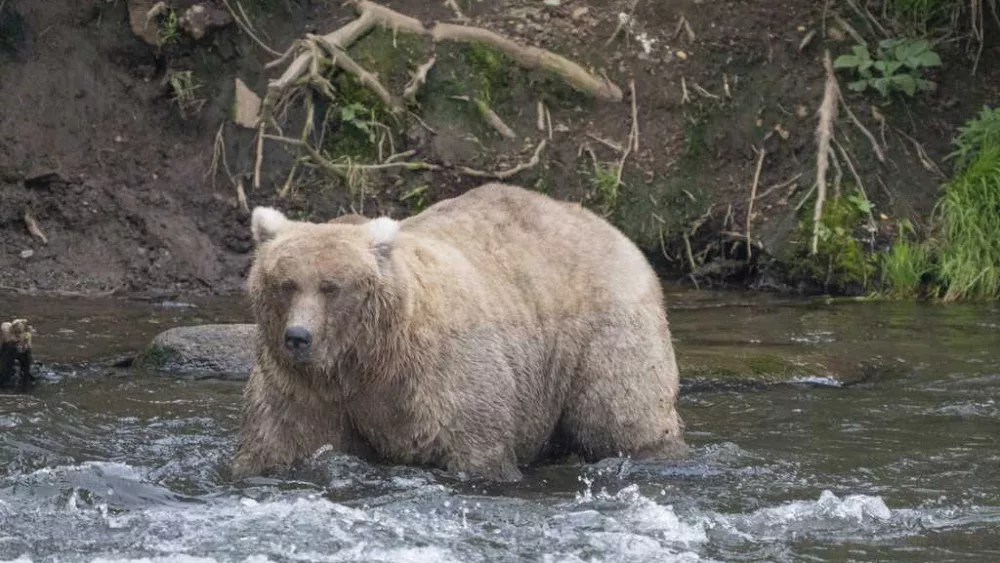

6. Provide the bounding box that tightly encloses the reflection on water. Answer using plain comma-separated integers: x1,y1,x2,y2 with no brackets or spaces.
0,290,998,562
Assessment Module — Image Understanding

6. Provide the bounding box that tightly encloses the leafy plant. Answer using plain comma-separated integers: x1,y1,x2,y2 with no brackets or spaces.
340,102,377,144
157,9,180,45
947,106,1000,171
400,184,430,212
166,70,205,119
834,38,941,97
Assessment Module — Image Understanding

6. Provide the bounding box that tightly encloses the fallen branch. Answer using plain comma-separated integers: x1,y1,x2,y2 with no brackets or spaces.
459,140,547,179
812,51,838,255
754,172,802,201
629,78,639,152
451,96,516,139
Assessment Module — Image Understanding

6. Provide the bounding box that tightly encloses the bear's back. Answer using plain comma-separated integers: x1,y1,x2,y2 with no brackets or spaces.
399,183,661,313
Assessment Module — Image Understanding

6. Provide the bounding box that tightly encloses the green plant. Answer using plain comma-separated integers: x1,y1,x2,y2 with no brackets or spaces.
947,106,1000,170
834,38,941,97
339,102,377,145
880,220,932,299
400,184,430,212
585,161,622,216
791,191,877,292
157,9,179,45
166,70,205,118
931,141,1000,301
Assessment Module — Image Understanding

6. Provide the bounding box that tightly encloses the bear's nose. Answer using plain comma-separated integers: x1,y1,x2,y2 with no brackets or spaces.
284,326,312,352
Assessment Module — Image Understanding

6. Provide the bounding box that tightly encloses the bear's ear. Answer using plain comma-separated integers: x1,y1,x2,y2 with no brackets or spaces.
251,207,291,245
367,216,400,272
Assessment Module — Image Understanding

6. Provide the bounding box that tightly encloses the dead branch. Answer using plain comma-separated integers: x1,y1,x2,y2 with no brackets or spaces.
828,145,843,199
220,0,282,56
403,56,436,105
839,95,885,163
755,172,802,201
310,34,402,113
459,140,547,179
236,178,250,214
451,96,516,139
23,211,48,245
812,51,838,255
629,79,639,152
745,146,766,262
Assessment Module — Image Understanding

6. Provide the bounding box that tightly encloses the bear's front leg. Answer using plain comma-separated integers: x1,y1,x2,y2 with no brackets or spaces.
444,441,523,482
231,363,367,479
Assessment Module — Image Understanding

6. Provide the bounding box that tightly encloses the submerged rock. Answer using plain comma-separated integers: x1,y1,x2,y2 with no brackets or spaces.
136,324,256,380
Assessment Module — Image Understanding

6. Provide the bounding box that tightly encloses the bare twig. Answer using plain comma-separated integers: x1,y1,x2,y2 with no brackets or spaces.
586,134,625,153
236,178,250,214
219,0,283,56
311,34,402,113
459,140,547,179
745,146,766,262
681,77,691,104
754,172,802,201
403,56,436,105
839,96,885,163
629,79,639,152
450,96,516,139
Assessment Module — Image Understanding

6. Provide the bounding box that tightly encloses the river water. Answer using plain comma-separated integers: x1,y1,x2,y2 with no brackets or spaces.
1,290,998,562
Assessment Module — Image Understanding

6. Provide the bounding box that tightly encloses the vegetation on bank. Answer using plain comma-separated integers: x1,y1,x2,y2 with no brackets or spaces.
789,0,1000,302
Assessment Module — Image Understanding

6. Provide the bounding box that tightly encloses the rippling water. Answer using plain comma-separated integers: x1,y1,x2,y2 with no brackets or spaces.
1,291,998,562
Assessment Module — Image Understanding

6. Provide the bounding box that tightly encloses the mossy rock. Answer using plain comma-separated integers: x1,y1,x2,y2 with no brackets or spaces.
135,324,256,380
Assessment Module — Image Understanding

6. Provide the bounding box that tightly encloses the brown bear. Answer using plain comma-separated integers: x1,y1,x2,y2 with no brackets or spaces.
231,183,686,481
327,213,368,225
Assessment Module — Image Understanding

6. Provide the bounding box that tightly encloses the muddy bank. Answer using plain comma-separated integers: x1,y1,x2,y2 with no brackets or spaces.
1,0,997,295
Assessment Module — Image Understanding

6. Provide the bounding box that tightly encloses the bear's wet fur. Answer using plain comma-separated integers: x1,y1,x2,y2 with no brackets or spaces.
232,183,686,481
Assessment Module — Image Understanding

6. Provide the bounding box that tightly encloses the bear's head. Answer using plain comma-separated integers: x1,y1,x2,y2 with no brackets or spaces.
247,207,402,371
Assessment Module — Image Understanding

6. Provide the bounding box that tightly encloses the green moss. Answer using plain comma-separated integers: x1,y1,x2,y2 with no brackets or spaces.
134,345,183,372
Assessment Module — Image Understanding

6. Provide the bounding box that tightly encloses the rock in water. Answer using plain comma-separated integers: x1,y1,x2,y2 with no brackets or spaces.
136,324,256,380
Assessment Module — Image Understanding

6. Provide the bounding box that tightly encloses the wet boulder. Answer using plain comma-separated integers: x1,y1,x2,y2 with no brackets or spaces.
136,324,255,380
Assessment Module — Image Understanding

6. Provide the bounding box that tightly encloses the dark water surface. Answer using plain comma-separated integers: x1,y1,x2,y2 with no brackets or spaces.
1,290,998,562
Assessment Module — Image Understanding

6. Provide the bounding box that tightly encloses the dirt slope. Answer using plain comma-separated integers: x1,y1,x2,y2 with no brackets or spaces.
0,0,996,296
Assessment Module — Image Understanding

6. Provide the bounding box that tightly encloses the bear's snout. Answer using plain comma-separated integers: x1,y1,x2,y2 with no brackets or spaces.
284,326,313,357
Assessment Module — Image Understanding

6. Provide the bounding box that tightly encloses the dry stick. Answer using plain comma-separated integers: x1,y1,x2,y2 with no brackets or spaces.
838,96,885,163
403,56,436,105
629,79,639,152
536,100,545,132
23,211,48,245
236,178,250,214
219,0,283,56
253,122,266,190
754,172,802,202
833,139,876,228
745,146,766,262
812,50,839,256
545,105,553,141
459,140,548,179
450,96,516,139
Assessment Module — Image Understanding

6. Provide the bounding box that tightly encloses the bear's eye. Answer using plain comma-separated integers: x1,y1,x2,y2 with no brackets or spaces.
278,280,298,293
319,280,340,296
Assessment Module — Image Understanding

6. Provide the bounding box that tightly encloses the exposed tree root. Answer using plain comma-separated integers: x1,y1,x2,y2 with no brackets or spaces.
812,51,839,256
246,0,622,198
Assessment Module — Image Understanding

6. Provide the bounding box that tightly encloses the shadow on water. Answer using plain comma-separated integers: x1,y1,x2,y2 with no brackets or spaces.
1,288,999,562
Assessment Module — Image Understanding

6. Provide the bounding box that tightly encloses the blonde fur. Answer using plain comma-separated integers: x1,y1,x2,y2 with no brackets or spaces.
233,183,686,481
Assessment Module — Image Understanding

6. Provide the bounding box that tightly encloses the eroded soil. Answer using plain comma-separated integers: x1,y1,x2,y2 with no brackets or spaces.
1,0,997,296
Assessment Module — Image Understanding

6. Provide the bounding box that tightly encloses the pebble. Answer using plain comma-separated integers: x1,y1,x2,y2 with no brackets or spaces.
571,7,589,19
20,249,34,259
